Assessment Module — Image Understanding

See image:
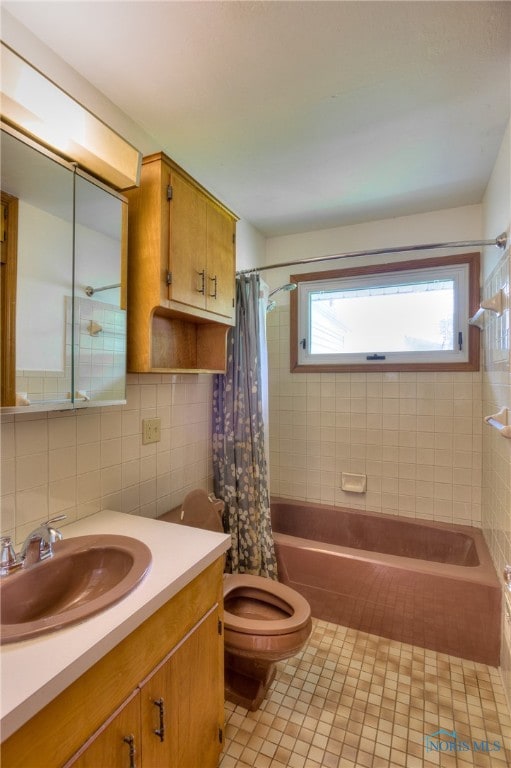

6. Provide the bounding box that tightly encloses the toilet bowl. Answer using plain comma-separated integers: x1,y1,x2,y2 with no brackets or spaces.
159,489,312,710
223,572,312,709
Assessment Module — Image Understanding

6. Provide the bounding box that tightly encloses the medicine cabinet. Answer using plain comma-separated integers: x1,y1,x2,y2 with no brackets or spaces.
0,124,128,412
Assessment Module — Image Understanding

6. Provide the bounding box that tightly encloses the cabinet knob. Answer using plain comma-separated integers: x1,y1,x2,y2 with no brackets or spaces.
209,274,218,299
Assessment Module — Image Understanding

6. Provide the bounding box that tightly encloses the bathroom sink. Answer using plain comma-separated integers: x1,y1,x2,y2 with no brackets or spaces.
0,534,152,644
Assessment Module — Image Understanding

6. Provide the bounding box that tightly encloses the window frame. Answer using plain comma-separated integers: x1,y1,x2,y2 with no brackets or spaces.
290,252,480,373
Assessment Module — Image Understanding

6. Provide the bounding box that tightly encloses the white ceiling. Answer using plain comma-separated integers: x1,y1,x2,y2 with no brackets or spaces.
3,1,511,237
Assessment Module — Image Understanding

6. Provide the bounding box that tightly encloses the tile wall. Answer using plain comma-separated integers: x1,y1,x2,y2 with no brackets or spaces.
481,247,511,705
73,297,127,402
0,373,214,545
267,308,483,528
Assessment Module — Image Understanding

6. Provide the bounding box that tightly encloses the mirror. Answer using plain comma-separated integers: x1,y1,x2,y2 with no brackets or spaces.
0,125,127,412
74,174,127,405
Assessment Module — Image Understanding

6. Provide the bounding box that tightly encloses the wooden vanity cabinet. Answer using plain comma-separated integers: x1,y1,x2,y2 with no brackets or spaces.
124,152,237,373
67,607,222,768
1,559,225,768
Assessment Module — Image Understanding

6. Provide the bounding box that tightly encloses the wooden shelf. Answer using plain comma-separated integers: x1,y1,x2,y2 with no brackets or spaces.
149,312,231,373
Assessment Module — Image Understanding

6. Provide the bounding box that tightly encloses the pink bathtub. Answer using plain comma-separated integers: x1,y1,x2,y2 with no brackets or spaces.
271,498,501,665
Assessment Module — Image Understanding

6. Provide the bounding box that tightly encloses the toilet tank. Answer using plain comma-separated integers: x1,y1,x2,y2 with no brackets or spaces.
158,488,225,533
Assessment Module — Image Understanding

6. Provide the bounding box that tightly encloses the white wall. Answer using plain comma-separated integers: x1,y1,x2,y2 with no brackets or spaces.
482,120,511,278
235,218,266,272
266,203,483,273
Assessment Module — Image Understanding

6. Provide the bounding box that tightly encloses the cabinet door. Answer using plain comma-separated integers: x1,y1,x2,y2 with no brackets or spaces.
66,691,141,768
168,170,207,311
172,607,223,768
206,204,235,320
140,606,223,768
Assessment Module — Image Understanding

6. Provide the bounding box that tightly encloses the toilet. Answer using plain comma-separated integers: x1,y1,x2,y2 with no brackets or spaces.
159,489,312,710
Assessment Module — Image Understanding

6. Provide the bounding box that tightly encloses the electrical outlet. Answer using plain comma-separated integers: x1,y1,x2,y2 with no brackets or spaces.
142,417,161,445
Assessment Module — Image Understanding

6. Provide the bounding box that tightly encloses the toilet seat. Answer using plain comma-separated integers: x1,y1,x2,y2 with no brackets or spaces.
223,573,311,636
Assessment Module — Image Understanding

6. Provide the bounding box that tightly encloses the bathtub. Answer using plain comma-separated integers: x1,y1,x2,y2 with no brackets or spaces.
271,498,501,665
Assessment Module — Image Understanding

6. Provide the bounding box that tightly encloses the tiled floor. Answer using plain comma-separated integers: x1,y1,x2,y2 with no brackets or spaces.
219,619,511,768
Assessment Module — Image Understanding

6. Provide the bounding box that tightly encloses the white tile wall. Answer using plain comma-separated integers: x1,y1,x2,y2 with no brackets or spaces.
481,247,511,700
0,373,214,546
267,306,483,527
74,297,127,402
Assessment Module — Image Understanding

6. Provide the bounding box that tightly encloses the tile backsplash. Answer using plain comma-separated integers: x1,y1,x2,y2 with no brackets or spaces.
1,373,214,545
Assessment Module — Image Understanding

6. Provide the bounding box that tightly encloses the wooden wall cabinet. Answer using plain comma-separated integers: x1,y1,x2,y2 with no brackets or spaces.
1,559,225,768
124,152,238,373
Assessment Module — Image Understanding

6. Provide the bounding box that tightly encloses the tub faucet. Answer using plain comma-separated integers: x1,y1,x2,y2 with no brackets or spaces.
20,515,66,567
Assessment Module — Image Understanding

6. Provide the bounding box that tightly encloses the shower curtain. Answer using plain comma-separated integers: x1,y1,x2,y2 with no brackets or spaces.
212,273,278,579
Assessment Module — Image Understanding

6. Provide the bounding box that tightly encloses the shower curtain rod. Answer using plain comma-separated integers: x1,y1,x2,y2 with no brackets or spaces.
236,231,508,276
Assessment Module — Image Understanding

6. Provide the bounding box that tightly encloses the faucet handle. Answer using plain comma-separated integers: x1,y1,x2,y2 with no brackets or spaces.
0,536,22,575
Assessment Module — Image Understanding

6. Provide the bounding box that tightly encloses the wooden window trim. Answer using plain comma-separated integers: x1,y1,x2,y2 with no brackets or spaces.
290,252,480,373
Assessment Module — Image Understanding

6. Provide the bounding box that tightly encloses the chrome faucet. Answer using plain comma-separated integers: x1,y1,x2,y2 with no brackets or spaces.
0,515,66,575
20,515,66,566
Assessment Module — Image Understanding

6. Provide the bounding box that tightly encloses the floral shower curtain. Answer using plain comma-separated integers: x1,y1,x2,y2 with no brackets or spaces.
212,273,278,579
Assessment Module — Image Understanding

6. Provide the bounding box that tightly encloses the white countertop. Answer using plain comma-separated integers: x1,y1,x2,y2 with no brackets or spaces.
0,510,230,741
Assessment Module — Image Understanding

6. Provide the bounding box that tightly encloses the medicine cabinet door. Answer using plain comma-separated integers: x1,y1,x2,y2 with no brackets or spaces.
0,125,128,411
0,127,74,410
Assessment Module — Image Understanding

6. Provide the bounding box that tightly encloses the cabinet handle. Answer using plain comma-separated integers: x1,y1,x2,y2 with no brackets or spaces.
153,697,166,742
209,274,218,299
196,269,205,294
123,734,137,768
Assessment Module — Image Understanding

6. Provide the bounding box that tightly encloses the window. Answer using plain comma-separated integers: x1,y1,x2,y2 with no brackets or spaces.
291,253,480,372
